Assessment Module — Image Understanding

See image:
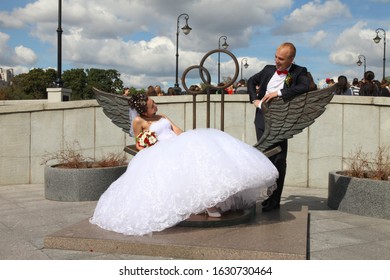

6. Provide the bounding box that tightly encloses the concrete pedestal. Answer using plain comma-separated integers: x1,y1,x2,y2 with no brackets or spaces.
47,87,72,102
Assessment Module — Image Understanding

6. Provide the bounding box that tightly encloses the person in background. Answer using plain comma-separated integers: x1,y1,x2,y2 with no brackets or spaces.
350,78,360,95
155,85,164,96
123,87,130,96
189,84,201,93
322,78,332,88
379,80,390,97
147,85,157,96
333,75,352,95
307,72,318,91
166,87,175,95
359,71,379,96
235,79,248,94
225,84,234,94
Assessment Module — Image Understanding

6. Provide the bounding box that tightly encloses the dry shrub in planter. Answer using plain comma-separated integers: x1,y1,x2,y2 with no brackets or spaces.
344,146,390,181
42,141,128,202
328,146,390,219
41,141,127,168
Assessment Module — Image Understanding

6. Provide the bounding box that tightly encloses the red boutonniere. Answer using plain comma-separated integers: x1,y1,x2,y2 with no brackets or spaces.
285,73,293,87
136,130,158,148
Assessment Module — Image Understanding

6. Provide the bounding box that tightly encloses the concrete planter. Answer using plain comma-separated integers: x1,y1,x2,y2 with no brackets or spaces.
328,171,390,219
44,164,127,202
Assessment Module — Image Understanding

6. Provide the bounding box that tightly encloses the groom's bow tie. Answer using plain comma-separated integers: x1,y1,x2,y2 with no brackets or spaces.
276,69,289,75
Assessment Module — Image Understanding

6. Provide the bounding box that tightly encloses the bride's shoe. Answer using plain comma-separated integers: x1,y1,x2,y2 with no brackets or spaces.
206,207,221,218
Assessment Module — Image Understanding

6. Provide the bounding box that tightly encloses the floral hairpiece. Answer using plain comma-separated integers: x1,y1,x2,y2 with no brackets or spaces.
129,94,148,114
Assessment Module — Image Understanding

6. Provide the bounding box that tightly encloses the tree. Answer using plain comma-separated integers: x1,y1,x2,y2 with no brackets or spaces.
1,67,125,100
6,68,57,99
85,68,123,99
62,69,88,100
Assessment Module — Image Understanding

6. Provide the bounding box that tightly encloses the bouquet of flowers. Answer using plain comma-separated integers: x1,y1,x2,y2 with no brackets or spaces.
136,130,158,148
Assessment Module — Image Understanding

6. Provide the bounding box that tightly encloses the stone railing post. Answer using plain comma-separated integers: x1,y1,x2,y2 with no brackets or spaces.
47,88,72,102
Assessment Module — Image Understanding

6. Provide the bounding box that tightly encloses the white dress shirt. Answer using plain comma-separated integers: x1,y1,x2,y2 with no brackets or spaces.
267,72,286,96
257,68,290,108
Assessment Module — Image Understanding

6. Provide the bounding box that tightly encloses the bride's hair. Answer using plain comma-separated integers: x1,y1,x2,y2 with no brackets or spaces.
128,93,148,114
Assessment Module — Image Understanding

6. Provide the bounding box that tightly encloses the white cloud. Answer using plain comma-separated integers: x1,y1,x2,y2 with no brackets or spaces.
17,0,290,88
273,0,352,35
3,0,296,88
310,30,328,46
329,22,386,66
14,45,38,64
326,21,389,80
0,32,37,68
0,11,24,28
0,32,11,48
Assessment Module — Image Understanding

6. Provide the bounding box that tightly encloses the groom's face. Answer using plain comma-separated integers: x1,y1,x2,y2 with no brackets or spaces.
275,46,294,71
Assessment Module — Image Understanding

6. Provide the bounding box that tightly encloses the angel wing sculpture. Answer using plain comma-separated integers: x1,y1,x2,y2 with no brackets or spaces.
93,87,131,134
254,84,335,152
93,85,335,156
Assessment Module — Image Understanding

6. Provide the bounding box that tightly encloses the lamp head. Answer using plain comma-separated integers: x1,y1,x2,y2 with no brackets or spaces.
356,59,362,66
244,62,249,69
373,33,381,44
182,23,192,35
222,41,229,49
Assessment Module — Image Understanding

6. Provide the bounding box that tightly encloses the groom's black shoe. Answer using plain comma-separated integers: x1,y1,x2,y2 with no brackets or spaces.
262,199,280,212
261,198,270,207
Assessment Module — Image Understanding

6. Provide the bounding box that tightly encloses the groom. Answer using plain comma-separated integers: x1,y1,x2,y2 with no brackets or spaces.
247,42,310,212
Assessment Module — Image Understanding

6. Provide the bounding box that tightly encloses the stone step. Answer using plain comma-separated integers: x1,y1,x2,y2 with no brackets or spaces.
44,206,308,260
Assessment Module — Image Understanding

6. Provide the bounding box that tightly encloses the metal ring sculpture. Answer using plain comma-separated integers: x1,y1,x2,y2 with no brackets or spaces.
181,49,239,95
181,49,240,130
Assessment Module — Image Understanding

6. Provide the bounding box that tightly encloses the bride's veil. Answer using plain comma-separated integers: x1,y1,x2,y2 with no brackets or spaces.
129,108,138,137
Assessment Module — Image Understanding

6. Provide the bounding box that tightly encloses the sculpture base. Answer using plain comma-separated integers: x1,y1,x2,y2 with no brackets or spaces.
44,206,309,260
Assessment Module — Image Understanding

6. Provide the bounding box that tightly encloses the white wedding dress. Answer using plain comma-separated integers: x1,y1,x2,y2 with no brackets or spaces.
90,118,278,235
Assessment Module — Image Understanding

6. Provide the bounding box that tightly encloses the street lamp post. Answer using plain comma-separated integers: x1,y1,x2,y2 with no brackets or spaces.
373,28,386,81
174,13,191,94
217,36,229,85
356,54,366,75
56,0,63,87
240,58,249,80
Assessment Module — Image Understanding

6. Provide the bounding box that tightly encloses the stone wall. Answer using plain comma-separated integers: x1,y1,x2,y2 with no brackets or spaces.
1,94,390,188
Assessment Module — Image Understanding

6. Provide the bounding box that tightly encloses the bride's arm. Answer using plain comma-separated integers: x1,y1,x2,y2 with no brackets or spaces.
162,114,183,135
132,116,146,150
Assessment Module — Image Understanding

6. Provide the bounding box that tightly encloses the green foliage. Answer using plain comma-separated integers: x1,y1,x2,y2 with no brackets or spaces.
124,86,146,96
2,67,126,100
3,68,57,99
85,68,123,99
62,68,87,100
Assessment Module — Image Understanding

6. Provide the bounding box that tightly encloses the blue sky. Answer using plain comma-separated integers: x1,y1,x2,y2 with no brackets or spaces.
0,0,389,90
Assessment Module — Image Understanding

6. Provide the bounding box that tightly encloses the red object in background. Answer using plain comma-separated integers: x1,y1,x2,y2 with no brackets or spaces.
226,88,234,94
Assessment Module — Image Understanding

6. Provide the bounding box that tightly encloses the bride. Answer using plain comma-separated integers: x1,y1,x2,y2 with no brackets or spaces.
90,93,278,236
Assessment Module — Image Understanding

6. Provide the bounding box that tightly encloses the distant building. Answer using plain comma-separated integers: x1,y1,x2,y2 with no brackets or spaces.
0,68,14,87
